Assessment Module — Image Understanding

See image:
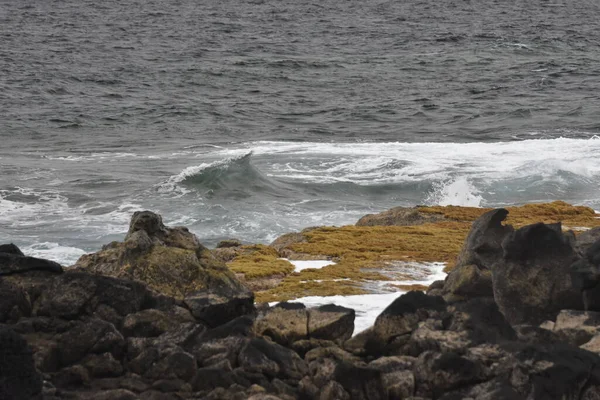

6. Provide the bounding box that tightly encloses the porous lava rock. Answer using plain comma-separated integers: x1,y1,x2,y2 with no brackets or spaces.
73,211,254,325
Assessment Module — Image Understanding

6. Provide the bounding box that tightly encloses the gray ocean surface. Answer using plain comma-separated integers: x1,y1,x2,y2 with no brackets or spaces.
1,0,600,264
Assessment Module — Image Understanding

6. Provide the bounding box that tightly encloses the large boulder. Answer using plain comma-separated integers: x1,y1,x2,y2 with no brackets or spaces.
440,209,513,302
0,243,63,276
73,211,254,324
571,236,600,311
351,291,446,357
0,327,43,400
493,223,583,325
254,303,355,347
455,209,513,269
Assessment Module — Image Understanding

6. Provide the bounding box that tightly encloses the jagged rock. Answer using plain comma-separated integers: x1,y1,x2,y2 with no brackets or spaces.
254,303,308,346
191,361,236,391
356,206,446,227
184,290,254,328
493,223,583,325
56,318,125,367
238,338,308,381
304,346,365,396
0,243,63,276
81,352,124,378
513,324,563,345
128,345,196,382
447,298,517,345
552,309,600,346
191,335,248,367
368,356,416,399
319,381,350,400
0,327,43,400
73,211,252,314
414,351,484,398
439,209,513,302
571,236,600,311
53,364,90,388
254,303,355,347
363,291,446,356
333,362,387,400
127,321,205,360
507,342,600,400
0,243,24,255
122,309,173,338
292,339,338,358
575,226,600,256
309,304,355,344
33,272,152,320
441,263,493,302
0,280,31,322
455,209,513,269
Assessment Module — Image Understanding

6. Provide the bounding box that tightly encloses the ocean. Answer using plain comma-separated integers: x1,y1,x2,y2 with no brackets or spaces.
2,0,600,265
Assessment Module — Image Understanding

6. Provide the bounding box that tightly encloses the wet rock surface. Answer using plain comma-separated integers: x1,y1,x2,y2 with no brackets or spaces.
4,207,600,399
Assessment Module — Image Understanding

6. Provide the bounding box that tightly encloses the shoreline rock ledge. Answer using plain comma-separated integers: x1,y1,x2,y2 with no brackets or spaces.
3,206,600,399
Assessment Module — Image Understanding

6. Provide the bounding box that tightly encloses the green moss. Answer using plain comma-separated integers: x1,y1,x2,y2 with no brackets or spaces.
228,244,295,279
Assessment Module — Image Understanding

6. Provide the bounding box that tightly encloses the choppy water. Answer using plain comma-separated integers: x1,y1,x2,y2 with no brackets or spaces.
2,0,600,264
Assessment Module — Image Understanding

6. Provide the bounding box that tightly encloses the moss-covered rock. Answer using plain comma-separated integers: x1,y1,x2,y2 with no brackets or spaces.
74,211,251,302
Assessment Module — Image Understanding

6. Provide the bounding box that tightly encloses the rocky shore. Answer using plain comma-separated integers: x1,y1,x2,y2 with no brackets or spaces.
3,203,600,399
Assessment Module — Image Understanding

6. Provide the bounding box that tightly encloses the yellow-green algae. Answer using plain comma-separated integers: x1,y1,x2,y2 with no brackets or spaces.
227,244,295,279
240,202,600,302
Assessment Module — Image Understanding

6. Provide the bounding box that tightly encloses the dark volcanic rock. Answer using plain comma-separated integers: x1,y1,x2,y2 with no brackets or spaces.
493,223,583,325
238,338,308,381
571,236,600,311
333,362,387,400
56,318,125,367
0,280,31,323
73,211,253,318
309,304,355,344
364,291,446,356
184,290,255,328
0,243,63,276
456,209,513,269
442,263,493,302
34,272,152,320
0,243,24,255
440,209,513,302
0,327,43,400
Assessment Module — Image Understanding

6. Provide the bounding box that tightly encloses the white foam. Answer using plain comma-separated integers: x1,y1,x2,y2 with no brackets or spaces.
276,262,447,335
425,177,484,207
22,242,86,266
206,137,600,191
282,259,336,272
0,187,72,226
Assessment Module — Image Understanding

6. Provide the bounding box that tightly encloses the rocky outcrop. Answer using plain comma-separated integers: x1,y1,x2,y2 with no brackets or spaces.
0,326,43,400
73,211,254,325
254,303,355,346
0,242,63,276
493,222,582,325
356,206,447,227
5,204,600,399
437,209,512,302
571,234,600,311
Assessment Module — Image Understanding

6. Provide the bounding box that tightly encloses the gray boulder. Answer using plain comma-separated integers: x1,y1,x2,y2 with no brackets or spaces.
493,223,583,325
